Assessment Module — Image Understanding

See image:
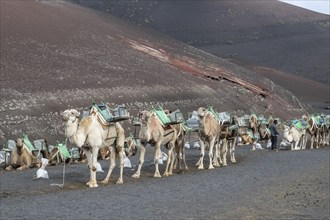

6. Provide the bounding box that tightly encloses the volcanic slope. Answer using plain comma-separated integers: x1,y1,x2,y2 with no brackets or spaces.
1,0,304,142
75,0,330,109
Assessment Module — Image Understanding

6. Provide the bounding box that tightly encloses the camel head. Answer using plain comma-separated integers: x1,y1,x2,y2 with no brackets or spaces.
15,138,24,155
197,107,207,118
124,137,138,157
138,110,153,125
61,109,80,122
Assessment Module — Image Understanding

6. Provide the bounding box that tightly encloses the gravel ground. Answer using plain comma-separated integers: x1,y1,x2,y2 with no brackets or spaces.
0,141,329,220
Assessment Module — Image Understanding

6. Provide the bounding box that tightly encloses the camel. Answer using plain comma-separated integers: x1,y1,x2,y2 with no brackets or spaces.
258,124,271,142
248,114,259,136
302,114,320,149
171,123,189,173
5,138,41,171
214,115,239,167
318,115,330,146
282,124,306,150
132,110,178,178
195,107,220,170
61,108,125,188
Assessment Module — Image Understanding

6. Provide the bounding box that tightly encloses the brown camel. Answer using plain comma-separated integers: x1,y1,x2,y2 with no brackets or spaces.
214,115,239,167
5,138,41,171
132,110,178,178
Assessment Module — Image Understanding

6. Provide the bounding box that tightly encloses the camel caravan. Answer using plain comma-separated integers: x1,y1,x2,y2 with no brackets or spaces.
1,102,329,188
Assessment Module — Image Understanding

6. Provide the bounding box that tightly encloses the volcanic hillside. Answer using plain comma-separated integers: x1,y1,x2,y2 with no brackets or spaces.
75,0,330,109
1,0,306,143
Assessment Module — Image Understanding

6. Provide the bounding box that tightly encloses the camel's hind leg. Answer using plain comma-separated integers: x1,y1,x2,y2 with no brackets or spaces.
221,139,228,166
197,139,205,169
132,144,146,178
101,147,116,185
230,138,237,163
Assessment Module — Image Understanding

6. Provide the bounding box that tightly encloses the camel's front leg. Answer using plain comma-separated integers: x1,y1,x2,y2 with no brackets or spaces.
86,147,99,188
315,133,320,148
208,138,216,169
101,147,116,185
132,144,146,178
213,141,220,167
153,142,161,178
116,150,124,184
230,138,237,163
197,139,205,169
310,135,314,149
17,165,29,171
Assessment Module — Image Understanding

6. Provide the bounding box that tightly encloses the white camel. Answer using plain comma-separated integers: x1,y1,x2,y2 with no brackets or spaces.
282,125,306,150
195,107,220,170
61,108,125,188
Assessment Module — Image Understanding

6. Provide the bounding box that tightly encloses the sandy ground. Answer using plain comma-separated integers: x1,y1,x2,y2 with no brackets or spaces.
1,139,329,219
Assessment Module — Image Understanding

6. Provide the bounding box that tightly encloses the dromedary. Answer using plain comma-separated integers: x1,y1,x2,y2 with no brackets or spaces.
249,114,259,137
61,108,125,188
319,115,330,146
195,107,220,170
171,123,189,173
302,114,320,149
5,138,41,171
132,110,178,178
282,125,306,150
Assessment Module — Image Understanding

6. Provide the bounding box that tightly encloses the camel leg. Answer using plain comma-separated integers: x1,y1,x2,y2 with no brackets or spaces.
230,138,237,163
208,138,216,169
316,133,320,148
17,165,29,171
213,141,220,167
168,150,176,175
197,139,205,169
301,135,306,149
221,139,228,166
132,144,146,178
101,147,116,185
182,146,188,170
310,135,314,149
87,147,99,188
116,150,124,184
83,149,92,186
164,143,173,177
153,142,162,178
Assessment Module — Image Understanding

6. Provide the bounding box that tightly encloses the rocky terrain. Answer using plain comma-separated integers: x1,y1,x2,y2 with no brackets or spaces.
75,0,330,110
0,0,310,143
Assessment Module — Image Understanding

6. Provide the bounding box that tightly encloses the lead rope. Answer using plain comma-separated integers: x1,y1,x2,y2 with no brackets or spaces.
50,138,67,189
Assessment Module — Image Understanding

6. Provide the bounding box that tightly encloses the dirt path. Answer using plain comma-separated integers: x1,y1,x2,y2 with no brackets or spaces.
0,145,329,219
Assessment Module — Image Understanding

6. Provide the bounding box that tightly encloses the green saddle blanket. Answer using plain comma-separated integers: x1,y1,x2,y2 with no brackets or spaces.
292,119,307,130
23,135,36,151
92,102,113,122
207,106,221,123
152,106,172,126
52,143,71,160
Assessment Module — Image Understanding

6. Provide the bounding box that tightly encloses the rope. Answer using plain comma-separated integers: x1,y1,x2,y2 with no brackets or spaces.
50,138,67,189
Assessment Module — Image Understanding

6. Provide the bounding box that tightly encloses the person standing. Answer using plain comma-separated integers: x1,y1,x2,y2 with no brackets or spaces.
269,119,279,151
